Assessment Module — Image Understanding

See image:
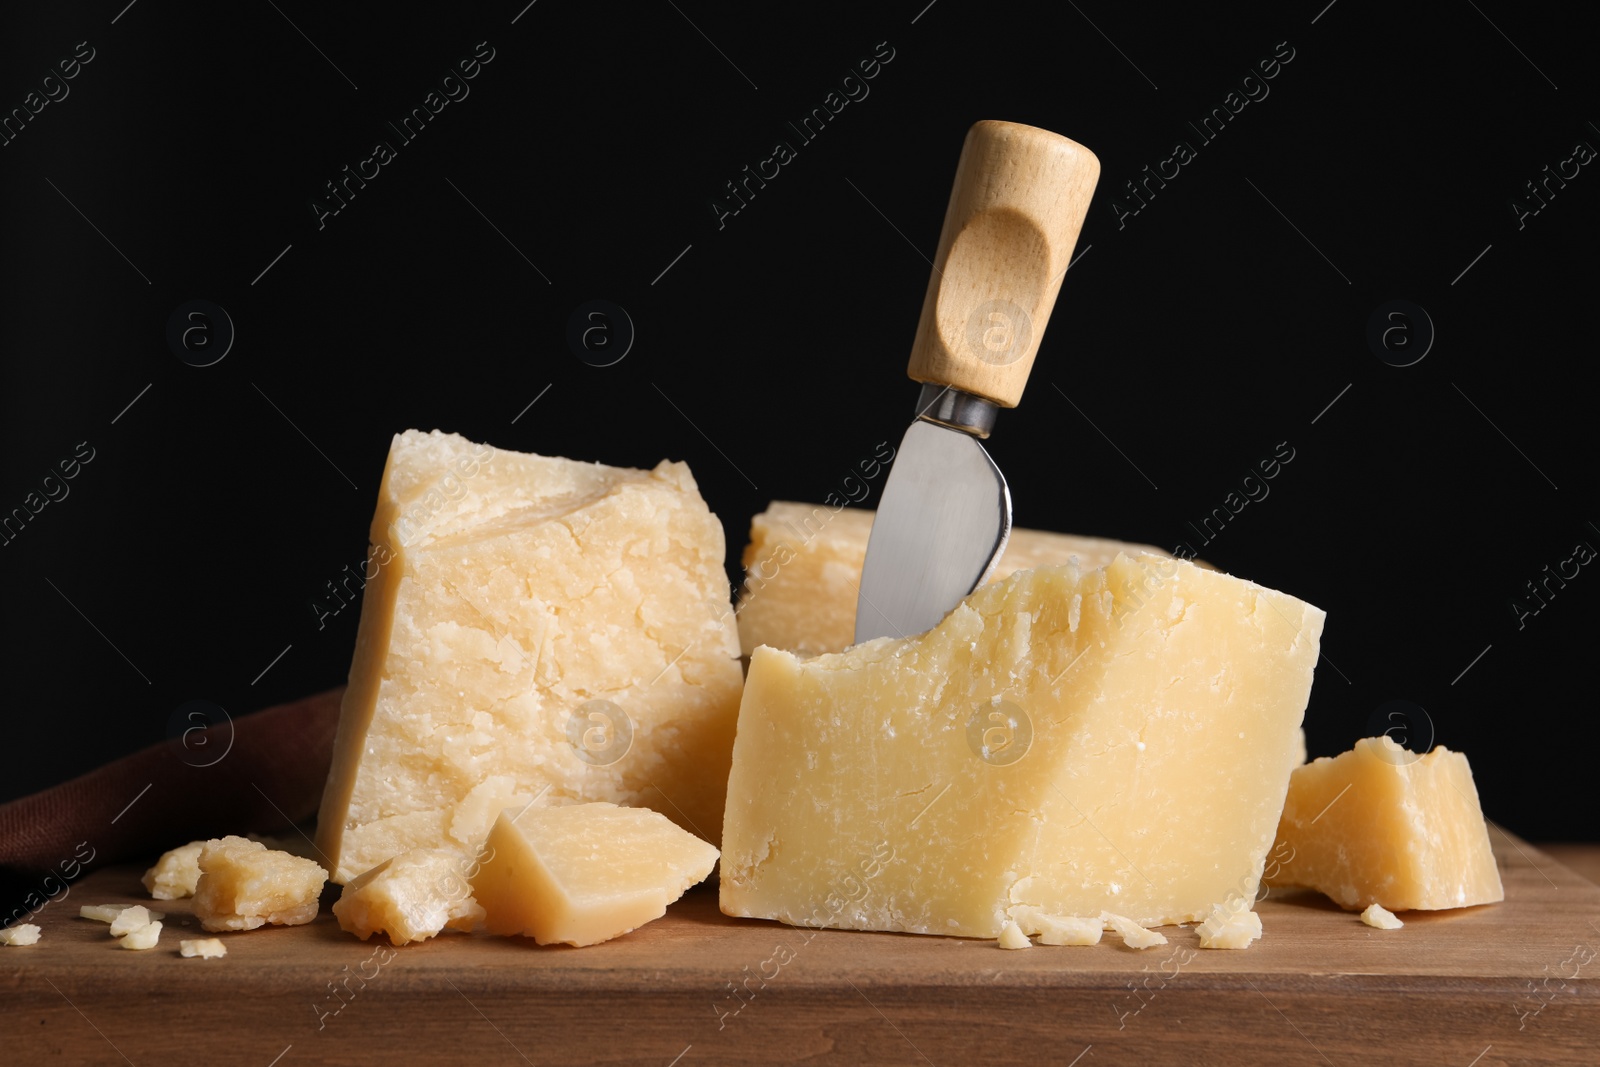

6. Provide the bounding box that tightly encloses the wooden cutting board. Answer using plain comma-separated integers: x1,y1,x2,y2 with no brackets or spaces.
5,830,1597,1066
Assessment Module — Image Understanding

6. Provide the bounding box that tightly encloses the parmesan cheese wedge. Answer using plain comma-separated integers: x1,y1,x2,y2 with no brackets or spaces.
315,430,742,883
470,802,719,947
1265,736,1503,911
721,555,1322,939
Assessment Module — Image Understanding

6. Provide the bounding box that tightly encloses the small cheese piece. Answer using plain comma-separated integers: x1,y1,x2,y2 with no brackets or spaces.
119,921,161,950
720,556,1323,938
1103,912,1167,949
1010,908,1102,946
143,840,206,899
315,430,743,883
0,924,41,946
996,921,1032,949
108,905,158,937
179,937,228,958
1195,898,1263,949
333,848,486,945
80,904,165,925
1264,737,1503,912
737,501,1172,656
1361,904,1404,930
471,802,719,947
192,836,328,932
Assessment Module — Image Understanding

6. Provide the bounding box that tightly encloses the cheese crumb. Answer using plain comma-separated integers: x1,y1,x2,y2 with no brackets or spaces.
0,924,41,946
996,921,1032,949
1361,903,1404,930
143,841,206,899
1196,898,1263,949
193,836,328,932
179,938,227,959
1009,906,1101,945
108,905,158,937
119,921,162,950
80,904,165,925
1102,911,1167,949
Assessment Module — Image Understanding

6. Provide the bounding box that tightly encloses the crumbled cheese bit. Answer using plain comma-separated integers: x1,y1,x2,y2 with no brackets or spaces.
1361,903,1404,930
0,924,41,946
143,841,206,900
193,836,328,933
1102,911,1167,949
118,921,162,950
81,904,166,925
996,921,1032,949
179,938,227,959
108,905,158,937
1009,906,1101,946
1196,898,1263,950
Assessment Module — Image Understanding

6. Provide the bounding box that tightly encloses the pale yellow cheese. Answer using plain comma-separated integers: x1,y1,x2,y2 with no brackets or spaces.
143,841,205,899
316,430,742,883
192,836,328,932
1195,898,1263,949
0,924,40,946
1265,737,1503,911
720,555,1323,939
1009,908,1102,946
1103,912,1167,949
996,921,1032,949
118,921,161,950
332,848,485,945
737,501,1172,656
180,937,227,958
470,801,719,947
1361,903,1403,929
108,904,158,937
80,904,165,924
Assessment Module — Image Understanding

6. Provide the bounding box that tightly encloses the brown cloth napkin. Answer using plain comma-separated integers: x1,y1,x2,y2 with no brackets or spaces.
0,688,343,921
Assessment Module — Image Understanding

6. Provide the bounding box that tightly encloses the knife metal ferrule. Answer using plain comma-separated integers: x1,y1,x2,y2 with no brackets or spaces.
913,383,1000,439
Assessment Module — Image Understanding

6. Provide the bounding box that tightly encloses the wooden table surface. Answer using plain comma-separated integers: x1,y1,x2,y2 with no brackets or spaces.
4,833,1597,1066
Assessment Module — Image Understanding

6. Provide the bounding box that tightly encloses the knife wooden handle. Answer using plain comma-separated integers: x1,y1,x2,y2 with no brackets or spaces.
906,121,1100,409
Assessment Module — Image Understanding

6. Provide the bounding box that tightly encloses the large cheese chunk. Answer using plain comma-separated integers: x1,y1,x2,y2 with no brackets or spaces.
470,802,719,946
192,837,328,932
1264,737,1503,911
736,501,1171,656
315,430,743,883
720,555,1322,938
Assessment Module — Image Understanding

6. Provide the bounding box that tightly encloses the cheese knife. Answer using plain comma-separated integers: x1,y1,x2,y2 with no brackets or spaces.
854,120,1100,644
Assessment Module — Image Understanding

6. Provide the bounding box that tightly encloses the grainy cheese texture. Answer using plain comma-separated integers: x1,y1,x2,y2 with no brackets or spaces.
192,837,328,932
720,555,1323,939
736,501,1170,656
315,430,743,883
1265,737,1503,911
332,848,485,945
470,802,719,947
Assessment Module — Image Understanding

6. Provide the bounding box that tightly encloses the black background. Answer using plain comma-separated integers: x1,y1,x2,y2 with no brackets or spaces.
2,1,1594,844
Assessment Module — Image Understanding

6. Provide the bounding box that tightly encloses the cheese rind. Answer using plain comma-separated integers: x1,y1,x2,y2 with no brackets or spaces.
332,848,486,945
720,556,1323,938
737,501,1172,656
1265,737,1503,912
470,802,719,947
316,430,742,883
192,837,328,932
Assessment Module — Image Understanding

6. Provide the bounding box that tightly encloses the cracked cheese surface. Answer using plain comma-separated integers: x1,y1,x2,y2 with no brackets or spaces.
721,554,1323,939
315,430,743,883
